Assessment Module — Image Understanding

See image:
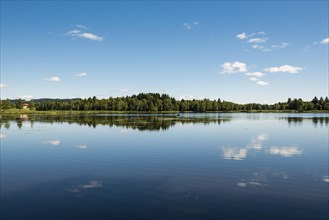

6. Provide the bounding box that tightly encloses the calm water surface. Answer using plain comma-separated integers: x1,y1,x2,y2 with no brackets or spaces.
1,113,328,220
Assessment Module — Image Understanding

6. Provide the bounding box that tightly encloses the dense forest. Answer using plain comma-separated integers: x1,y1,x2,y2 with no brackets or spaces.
1,93,329,112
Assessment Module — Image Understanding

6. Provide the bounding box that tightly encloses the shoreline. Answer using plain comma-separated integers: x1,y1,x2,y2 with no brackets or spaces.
1,109,329,116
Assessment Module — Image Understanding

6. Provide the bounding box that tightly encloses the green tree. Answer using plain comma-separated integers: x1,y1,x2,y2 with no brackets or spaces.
29,100,35,110
2,99,11,111
16,99,23,110
212,101,219,111
296,99,304,111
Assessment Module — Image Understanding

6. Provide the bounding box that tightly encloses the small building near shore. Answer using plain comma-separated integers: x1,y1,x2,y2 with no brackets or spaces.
22,103,30,109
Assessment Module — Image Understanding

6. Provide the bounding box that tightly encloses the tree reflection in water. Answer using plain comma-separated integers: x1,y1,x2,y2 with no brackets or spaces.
0,114,229,131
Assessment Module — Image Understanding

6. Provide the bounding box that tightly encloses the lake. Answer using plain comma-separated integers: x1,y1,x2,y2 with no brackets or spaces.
1,113,328,220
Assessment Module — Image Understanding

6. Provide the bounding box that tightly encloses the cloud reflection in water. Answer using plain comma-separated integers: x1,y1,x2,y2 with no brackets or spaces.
222,133,303,160
41,140,61,146
74,144,88,150
322,176,329,183
0,133,8,139
269,146,302,157
250,133,268,150
68,180,103,193
222,147,247,160
221,133,269,160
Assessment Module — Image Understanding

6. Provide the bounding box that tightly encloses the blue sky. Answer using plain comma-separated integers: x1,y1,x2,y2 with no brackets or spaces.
0,1,328,104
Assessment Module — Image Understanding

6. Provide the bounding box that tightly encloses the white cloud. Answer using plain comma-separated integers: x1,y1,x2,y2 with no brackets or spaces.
179,95,195,100
246,72,264,77
272,42,289,49
264,65,302,74
66,29,81,35
247,31,266,38
249,77,259,81
19,95,33,100
74,144,88,150
248,38,267,43
236,31,266,40
256,81,269,86
237,32,287,52
42,140,61,145
66,26,103,42
251,44,271,52
222,146,248,160
75,24,88,30
78,32,103,41
43,76,61,82
0,83,8,88
269,146,302,157
74,72,88,77
183,21,199,30
256,31,266,35
320,37,329,45
236,32,247,40
183,23,192,30
221,61,248,74
110,88,131,93
251,44,264,49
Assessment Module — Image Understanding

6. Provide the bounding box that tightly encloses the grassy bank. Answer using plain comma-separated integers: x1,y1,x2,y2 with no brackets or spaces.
0,109,180,115
1,108,329,116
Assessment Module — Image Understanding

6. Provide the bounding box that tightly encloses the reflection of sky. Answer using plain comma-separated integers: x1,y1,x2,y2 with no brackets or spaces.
222,147,247,160
236,172,269,188
322,176,329,183
221,132,269,160
74,144,88,150
221,133,305,160
1,114,328,219
68,180,103,193
0,133,8,139
269,146,303,157
42,140,61,146
221,133,266,160
250,133,268,150
237,182,247,187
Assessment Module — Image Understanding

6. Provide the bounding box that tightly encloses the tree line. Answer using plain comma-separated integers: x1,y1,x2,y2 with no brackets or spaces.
1,93,329,112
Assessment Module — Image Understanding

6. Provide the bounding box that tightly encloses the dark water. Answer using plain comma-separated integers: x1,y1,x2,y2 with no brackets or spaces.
1,113,328,220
